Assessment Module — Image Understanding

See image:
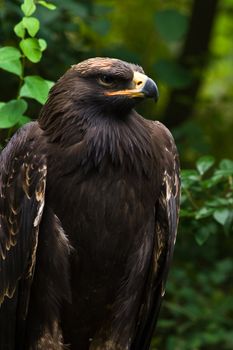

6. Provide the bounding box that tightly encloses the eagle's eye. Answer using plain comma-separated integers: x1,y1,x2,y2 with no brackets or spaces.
98,75,115,87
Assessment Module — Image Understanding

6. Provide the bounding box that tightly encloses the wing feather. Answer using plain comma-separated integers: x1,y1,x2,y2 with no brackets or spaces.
133,121,180,350
0,123,47,348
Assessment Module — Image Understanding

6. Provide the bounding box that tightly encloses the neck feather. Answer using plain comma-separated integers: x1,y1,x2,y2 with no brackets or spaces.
39,100,155,176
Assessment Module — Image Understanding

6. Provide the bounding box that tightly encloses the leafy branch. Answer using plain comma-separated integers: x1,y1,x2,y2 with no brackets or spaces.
0,0,56,131
181,156,233,244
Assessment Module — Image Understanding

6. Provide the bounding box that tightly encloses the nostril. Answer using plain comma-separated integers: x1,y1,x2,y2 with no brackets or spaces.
137,80,143,87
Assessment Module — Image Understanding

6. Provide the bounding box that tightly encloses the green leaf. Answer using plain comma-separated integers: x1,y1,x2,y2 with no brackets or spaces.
20,38,42,63
20,75,54,104
21,0,36,17
195,223,217,245
38,38,47,51
181,169,199,181
196,156,215,175
22,17,40,37
0,47,21,62
179,209,195,218
195,207,214,220
0,99,28,128
206,197,233,208
181,170,200,189
213,209,231,226
202,176,222,188
38,1,56,10
0,102,6,109
18,115,31,126
14,21,26,38
154,60,193,88
196,230,209,246
0,46,22,76
219,159,233,171
155,9,188,42
212,168,233,184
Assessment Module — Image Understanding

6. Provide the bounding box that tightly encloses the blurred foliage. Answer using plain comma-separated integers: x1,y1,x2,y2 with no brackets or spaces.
153,157,233,350
181,156,233,244
0,0,233,349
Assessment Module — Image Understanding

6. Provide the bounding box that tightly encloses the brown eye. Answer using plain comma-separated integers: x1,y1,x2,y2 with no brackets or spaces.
98,75,115,86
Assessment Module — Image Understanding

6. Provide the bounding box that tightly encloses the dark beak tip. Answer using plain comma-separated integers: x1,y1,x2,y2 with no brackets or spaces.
142,78,159,101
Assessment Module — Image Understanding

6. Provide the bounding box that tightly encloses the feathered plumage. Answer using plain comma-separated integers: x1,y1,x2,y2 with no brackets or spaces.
0,58,180,350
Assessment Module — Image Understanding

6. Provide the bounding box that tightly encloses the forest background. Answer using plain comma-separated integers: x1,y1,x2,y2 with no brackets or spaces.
0,0,233,349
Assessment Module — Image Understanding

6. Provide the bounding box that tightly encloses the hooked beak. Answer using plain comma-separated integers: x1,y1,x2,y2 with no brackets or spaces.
105,71,159,102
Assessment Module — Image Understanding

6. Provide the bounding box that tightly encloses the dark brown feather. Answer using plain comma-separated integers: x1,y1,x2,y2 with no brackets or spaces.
0,123,47,348
132,122,180,350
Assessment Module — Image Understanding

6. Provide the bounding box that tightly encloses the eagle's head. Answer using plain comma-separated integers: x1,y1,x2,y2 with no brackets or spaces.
39,58,159,138
46,57,157,111
68,57,158,112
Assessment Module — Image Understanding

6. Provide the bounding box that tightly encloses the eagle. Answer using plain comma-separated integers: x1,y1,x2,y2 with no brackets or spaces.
0,58,180,350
